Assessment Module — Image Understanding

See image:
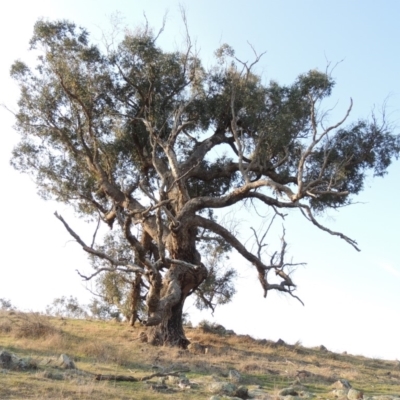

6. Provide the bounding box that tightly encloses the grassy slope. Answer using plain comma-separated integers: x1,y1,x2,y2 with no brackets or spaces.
0,311,399,400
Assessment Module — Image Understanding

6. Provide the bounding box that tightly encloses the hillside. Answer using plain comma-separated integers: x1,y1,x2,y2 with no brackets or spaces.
0,310,399,400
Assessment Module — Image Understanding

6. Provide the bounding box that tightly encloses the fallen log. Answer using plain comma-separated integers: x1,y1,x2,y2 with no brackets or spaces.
94,368,190,382
95,374,137,382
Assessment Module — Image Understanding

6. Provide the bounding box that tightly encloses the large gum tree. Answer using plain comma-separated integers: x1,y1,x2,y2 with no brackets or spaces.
10,20,399,347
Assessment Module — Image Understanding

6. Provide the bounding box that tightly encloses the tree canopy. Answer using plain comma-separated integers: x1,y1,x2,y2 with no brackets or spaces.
10,19,399,347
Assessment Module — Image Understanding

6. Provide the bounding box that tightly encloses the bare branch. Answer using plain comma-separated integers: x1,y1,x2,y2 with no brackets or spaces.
54,212,146,274
91,214,101,248
299,206,360,251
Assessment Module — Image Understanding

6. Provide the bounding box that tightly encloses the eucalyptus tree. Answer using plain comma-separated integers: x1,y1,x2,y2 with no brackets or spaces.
11,20,399,347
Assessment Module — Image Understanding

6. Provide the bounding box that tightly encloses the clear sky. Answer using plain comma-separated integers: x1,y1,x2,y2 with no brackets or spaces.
1,0,399,360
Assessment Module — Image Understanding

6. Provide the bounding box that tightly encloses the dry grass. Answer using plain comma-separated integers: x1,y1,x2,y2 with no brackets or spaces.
0,310,400,399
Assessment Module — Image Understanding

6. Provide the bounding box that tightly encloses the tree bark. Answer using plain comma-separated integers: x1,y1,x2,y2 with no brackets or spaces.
129,273,142,327
147,228,207,348
147,292,190,348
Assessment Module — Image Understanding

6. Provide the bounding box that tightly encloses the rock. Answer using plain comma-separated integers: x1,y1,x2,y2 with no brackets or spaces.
42,370,64,380
208,397,242,400
373,397,399,400
319,345,328,352
0,351,33,370
248,388,273,399
276,338,286,346
332,380,352,389
177,381,190,389
229,369,242,383
283,396,302,400
299,392,315,398
167,375,180,384
347,389,363,400
280,387,300,396
0,351,12,368
333,389,349,398
208,381,237,395
234,385,249,399
296,370,312,379
149,384,168,391
58,354,76,369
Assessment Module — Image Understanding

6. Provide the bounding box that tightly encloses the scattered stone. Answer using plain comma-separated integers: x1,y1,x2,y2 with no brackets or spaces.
167,375,180,384
319,345,328,352
332,379,352,389
0,351,12,368
279,385,307,397
248,388,274,399
42,370,64,380
283,396,302,400
347,388,363,400
301,392,315,398
296,370,312,379
234,385,249,399
208,381,237,395
149,384,168,391
333,389,349,398
228,369,242,383
0,350,36,370
276,338,286,346
178,379,191,390
58,354,76,369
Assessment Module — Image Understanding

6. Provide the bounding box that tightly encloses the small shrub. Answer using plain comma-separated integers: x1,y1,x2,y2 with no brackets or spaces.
0,320,12,334
0,298,14,311
198,320,227,335
14,313,59,339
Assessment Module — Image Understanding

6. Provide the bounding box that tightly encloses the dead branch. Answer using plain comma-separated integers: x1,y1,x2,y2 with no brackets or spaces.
91,213,101,248
95,374,137,382
94,368,190,382
54,212,146,275
299,206,360,251
141,368,190,381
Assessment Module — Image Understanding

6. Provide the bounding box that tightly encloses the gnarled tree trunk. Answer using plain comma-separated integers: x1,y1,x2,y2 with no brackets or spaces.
147,228,207,348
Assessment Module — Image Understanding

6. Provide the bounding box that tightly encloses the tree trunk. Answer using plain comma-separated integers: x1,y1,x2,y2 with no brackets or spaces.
146,227,208,348
147,261,207,348
147,293,189,348
129,273,142,327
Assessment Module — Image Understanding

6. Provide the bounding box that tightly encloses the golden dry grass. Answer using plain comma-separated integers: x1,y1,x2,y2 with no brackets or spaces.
0,310,399,399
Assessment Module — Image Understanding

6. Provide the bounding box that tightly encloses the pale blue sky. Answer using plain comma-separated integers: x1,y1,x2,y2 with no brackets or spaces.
1,1,399,359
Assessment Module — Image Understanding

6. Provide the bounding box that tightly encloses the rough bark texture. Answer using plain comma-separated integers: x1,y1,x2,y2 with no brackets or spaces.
148,228,208,347
129,274,142,327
